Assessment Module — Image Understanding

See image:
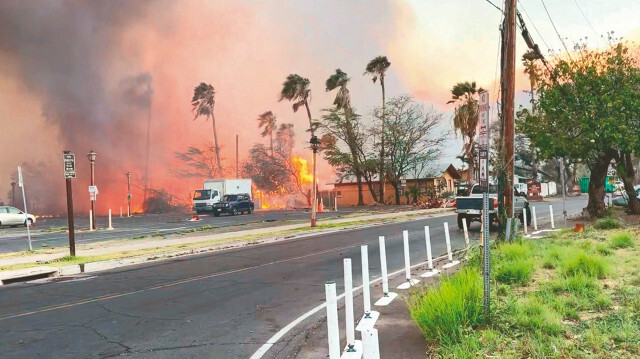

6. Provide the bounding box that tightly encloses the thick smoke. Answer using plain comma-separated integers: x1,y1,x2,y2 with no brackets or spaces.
0,0,410,214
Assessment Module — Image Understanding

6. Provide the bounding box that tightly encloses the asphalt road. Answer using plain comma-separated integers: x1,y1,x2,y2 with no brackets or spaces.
0,197,586,359
0,206,394,253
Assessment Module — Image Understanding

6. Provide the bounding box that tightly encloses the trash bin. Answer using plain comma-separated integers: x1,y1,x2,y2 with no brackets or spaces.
579,177,589,193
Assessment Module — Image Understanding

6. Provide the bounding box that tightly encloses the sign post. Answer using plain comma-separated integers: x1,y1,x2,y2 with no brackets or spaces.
478,91,491,322
17,166,32,251
63,151,76,257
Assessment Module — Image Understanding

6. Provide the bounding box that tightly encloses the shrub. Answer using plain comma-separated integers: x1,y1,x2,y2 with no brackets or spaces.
562,252,607,279
495,259,534,286
594,217,622,230
609,232,635,249
407,268,482,346
595,243,613,256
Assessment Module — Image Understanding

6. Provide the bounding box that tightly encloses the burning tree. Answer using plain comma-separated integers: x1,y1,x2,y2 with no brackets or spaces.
243,123,313,205
173,142,232,178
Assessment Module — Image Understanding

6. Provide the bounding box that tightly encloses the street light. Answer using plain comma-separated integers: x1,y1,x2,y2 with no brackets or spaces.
126,171,131,218
87,150,97,230
310,135,321,227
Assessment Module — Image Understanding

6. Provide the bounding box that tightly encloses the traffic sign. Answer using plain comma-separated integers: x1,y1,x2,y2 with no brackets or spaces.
88,185,99,194
63,153,76,179
478,91,490,147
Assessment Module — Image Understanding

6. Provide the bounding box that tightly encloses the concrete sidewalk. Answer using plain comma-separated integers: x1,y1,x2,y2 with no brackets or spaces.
0,208,453,280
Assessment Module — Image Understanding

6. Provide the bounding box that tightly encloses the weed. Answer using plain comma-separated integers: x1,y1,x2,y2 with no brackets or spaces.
512,298,563,336
594,217,622,230
595,243,613,256
496,241,531,261
495,259,534,286
609,232,635,249
407,268,483,346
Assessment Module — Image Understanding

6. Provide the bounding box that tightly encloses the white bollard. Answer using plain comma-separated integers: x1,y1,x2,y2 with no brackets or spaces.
375,236,398,306
549,204,555,229
107,209,114,230
356,245,380,332
127,206,130,218
343,258,356,352
523,208,528,235
89,210,94,231
532,206,538,231
442,222,460,270
421,226,440,278
120,206,123,218
362,328,380,359
334,197,338,212
397,230,420,290
462,218,470,246
325,281,340,359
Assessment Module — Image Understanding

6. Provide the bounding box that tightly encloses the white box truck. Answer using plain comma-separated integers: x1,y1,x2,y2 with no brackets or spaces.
193,179,252,213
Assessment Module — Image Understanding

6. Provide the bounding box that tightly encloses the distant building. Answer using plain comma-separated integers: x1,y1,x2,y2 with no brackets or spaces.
332,164,461,206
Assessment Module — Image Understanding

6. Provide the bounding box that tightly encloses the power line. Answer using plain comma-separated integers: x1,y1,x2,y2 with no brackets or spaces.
483,0,503,13
573,0,600,40
540,0,573,59
517,0,550,51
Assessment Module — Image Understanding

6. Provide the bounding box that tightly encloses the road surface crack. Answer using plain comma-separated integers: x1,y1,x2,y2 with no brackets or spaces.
97,303,182,322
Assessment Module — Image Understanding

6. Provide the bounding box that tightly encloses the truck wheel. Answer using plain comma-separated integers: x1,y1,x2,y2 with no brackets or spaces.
248,207,253,214
457,215,465,230
231,207,238,216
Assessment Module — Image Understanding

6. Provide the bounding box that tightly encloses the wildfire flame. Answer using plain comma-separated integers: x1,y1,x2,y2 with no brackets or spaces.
292,155,313,185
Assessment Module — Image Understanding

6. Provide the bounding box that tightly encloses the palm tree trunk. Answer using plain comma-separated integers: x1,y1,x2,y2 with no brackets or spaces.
210,112,223,178
269,132,274,157
379,77,386,204
304,101,317,227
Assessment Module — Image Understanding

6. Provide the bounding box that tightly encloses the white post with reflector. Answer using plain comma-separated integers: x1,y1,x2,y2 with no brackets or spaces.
325,281,340,359
442,222,460,269
375,236,397,306
462,217,470,246
421,226,440,278
17,166,32,251
356,245,379,332
89,210,94,231
532,206,538,231
362,328,380,359
549,204,555,229
397,230,419,290
107,209,114,230
342,258,362,357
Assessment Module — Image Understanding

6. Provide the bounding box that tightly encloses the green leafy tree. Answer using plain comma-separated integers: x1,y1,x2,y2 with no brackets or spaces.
364,56,391,203
191,83,223,178
257,111,277,156
447,81,484,185
519,42,640,217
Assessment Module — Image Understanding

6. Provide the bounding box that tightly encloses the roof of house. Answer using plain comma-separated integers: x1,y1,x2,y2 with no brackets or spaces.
332,163,461,185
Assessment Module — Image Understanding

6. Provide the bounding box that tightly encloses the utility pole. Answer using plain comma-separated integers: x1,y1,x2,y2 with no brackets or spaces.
236,134,239,179
11,181,16,207
126,171,132,218
502,0,517,218
63,151,76,257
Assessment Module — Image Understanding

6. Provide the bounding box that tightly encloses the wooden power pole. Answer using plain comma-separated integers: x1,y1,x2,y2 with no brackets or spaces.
503,0,517,218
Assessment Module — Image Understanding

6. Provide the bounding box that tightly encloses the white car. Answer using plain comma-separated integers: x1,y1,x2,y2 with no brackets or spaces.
0,206,36,228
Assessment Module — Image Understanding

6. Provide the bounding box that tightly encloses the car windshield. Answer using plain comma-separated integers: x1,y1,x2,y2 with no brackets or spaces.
193,190,211,200
222,195,237,202
471,185,498,194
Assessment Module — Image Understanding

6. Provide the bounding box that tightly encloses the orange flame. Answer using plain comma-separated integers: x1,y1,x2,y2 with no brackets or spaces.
292,155,313,185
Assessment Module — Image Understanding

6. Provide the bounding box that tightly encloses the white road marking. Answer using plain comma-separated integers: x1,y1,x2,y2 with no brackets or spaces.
249,252,451,359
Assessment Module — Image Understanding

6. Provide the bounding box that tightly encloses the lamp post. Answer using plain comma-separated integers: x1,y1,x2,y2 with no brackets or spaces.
126,171,131,217
10,181,16,207
87,150,97,230
310,135,321,227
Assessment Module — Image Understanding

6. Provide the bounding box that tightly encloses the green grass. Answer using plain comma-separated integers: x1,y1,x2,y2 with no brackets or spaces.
562,252,608,279
594,217,622,230
596,243,613,256
496,240,531,260
407,268,483,346
495,259,534,285
609,232,635,249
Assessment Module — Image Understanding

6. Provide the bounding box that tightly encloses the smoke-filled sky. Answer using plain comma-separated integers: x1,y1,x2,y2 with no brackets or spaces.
0,0,639,213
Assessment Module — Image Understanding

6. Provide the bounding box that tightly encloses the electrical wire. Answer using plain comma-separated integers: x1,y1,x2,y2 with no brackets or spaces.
517,0,550,51
540,0,573,59
483,0,503,13
573,0,600,40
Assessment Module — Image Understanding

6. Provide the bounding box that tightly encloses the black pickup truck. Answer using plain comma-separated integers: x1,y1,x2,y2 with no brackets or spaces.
455,184,530,229
212,193,254,217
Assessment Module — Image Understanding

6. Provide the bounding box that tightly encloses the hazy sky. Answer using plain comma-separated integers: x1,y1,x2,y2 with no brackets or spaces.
0,0,638,211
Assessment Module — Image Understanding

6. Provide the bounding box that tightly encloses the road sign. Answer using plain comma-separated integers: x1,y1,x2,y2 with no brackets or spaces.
478,91,490,147
479,149,489,191
63,153,76,179
88,185,99,194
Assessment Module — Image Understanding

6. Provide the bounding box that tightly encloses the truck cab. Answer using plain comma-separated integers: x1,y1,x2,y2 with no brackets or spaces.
193,189,221,214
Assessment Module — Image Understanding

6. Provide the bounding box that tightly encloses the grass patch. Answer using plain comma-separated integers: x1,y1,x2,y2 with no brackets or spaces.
495,259,534,285
595,243,613,256
562,252,607,279
594,217,622,230
609,232,635,249
407,268,482,346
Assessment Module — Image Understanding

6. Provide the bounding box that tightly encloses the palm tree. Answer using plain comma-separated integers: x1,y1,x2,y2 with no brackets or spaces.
257,111,277,156
191,83,222,177
522,50,542,181
279,74,318,226
326,69,364,206
448,81,484,185
364,56,391,204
